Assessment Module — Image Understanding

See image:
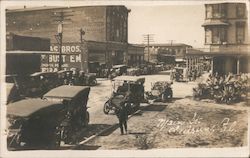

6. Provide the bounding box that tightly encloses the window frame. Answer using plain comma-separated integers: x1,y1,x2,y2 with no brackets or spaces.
236,22,245,43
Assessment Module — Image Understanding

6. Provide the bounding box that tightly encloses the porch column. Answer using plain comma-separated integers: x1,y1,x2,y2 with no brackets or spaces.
237,57,240,74
211,57,214,74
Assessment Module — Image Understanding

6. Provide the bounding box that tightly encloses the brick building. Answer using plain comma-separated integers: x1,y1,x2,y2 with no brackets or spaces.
187,2,249,75
6,6,130,71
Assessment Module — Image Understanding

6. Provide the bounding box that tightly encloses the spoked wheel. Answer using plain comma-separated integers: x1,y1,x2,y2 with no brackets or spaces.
161,93,167,103
103,101,111,114
90,79,97,86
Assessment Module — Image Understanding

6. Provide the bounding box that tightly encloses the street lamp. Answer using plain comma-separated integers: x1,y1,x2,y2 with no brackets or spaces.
58,23,63,71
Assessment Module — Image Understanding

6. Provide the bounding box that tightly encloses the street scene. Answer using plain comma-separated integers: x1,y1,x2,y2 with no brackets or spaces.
2,0,249,154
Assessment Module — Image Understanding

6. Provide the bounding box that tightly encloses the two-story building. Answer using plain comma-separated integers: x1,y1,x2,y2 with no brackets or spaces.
187,2,249,75
144,43,193,65
6,6,130,71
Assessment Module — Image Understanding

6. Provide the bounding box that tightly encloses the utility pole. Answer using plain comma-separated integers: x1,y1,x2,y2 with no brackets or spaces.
52,10,73,71
167,40,175,46
80,28,89,73
143,34,154,63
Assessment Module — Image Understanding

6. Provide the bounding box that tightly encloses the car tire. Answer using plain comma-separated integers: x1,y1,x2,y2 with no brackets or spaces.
103,101,110,114
91,79,97,86
161,94,166,102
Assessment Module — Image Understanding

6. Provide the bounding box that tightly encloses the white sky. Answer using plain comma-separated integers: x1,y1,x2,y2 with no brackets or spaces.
127,5,205,48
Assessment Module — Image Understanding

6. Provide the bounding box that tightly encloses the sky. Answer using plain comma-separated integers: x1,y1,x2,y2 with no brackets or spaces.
127,5,205,48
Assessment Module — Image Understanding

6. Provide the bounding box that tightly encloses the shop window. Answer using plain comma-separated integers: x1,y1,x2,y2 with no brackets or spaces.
236,22,245,43
236,3,245,18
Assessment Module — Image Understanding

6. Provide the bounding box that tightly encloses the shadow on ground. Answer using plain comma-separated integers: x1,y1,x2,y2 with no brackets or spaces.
142,104,168,112
73,144,101,150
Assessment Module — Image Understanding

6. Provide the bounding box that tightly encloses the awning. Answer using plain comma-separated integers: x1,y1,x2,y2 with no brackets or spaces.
202,20,229,27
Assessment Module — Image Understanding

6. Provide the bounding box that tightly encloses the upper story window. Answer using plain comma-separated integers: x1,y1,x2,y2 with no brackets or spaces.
205,4,212,19
212,4,226,18
236,3,245,18
205,27,227,44
206,4,227,19
236,22,245,43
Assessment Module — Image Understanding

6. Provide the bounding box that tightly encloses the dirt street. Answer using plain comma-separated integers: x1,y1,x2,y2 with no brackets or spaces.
77,72,249,150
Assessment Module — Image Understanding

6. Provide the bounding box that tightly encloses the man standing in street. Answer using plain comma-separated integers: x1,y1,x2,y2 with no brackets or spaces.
115,97,129,135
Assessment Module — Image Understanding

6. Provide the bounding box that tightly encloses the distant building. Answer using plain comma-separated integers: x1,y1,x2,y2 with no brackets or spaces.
144,43,192,65
6,6,130,70
127,44,145,66
187,2,249,75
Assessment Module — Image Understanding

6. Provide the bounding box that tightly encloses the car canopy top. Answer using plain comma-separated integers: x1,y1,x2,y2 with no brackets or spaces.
57,70,73,73
112,76,145,84
30,72,56,77
112,65,127,69
43,85,90,100
7,98,62,118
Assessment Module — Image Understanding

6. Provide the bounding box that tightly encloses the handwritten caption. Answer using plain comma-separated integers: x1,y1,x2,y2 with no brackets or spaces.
156,113,237,135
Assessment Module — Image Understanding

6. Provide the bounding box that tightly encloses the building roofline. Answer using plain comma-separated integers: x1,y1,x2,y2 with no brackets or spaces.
6,5,130,13
142,43,192,47
204,2,246,5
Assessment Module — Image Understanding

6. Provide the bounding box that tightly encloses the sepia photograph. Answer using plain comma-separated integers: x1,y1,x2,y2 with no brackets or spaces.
0,0,249,157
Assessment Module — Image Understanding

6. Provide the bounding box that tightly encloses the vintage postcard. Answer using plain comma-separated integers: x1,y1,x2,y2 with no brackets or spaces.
0,0,249,157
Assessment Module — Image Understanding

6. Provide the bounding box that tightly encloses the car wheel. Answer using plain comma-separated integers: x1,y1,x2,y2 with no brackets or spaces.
161,94,166,102
91,79,97,86
103,101,110,114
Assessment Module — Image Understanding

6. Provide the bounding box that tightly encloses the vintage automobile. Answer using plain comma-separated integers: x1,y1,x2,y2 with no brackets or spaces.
57,70,97,86
103,76,145,114
7,85,90,149
5,74,23,104
82,72,97,86
109,65,128,79
25,72,58,97
145,81,173,102
126,68,141,76
174,67,188,82
57,70,74,85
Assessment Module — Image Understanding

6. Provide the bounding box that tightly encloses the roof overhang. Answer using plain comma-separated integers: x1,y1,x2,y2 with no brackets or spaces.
202,21,230,27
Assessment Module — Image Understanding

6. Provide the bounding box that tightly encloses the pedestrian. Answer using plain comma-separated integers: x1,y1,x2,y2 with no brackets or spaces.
115,98,129,135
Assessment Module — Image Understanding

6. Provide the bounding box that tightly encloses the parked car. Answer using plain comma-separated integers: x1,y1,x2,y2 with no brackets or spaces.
174,67,188,82
103,76,145,114
145,81,173,102
5,74,23,104
57,70,74,85
24,72,58,97
57,70,97,86
109,65,128,79
126,68,141,76
7,85,90,150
